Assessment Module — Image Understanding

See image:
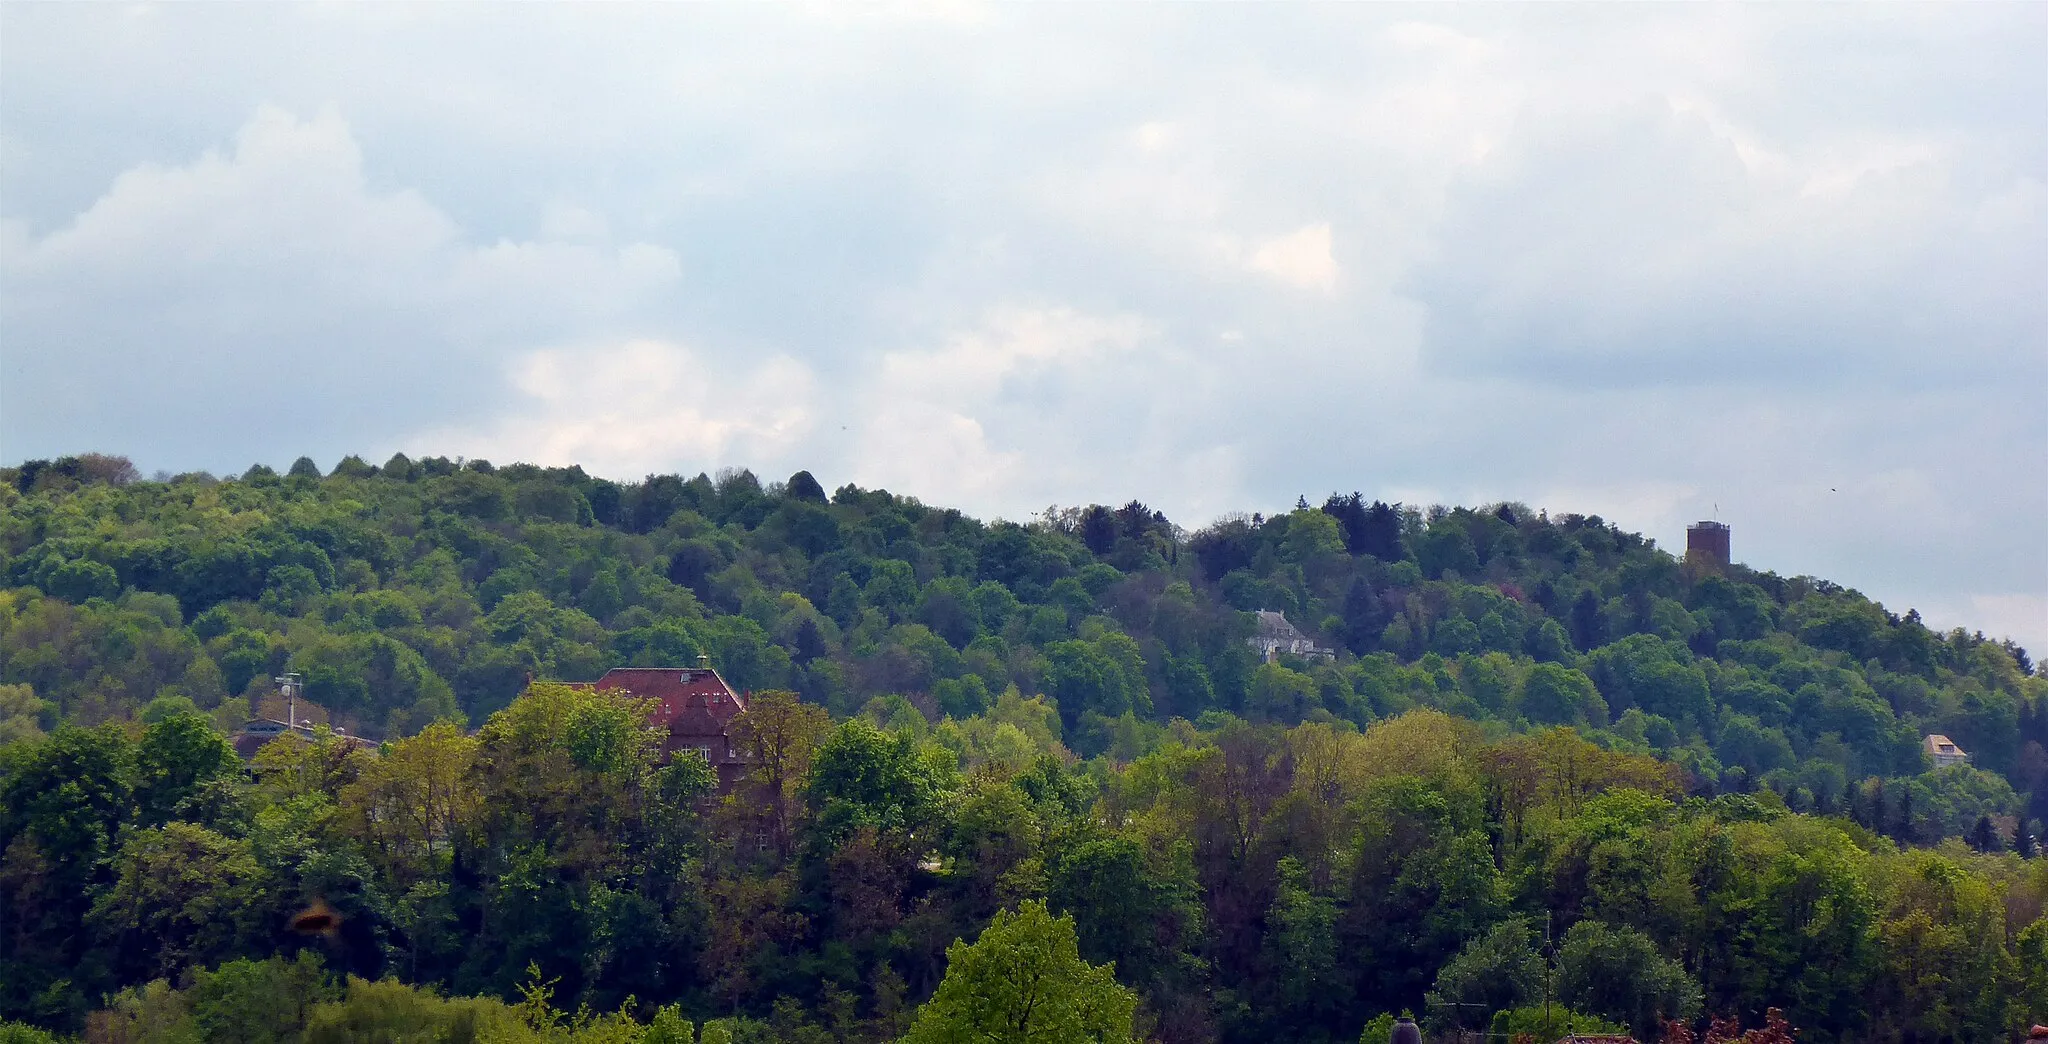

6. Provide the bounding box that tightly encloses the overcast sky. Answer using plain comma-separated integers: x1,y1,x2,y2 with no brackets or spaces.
2,4,2043,651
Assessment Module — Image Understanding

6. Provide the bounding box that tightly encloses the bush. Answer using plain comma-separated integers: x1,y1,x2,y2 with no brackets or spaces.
1489,1005,1626,1039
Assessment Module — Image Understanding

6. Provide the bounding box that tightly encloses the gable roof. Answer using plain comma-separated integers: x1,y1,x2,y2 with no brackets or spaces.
1253,610,1308,641
580,666,747,737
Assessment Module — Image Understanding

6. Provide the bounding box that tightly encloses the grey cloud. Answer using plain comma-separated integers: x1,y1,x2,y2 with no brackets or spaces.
1,107,686,470
1409,99,2046,387
1,5,2041,649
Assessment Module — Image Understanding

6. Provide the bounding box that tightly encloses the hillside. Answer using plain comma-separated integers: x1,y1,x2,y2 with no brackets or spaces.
2,453,2045,1041
4,453,2040,825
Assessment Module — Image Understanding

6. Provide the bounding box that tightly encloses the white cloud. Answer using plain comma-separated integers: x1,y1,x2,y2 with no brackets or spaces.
10,105,451,293
1965,595,2048,651
1,105,687,461
405,339,816,478
1246,223,1339,293
852,307,1155,504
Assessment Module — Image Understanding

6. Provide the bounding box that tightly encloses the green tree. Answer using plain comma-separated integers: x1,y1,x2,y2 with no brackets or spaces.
1520,663,1607,727
1046,836,1203,994
1425,917,1542,1027
901,900,1137,1044
0,684,52,748
133,713,239,826
88,822,262,981
806,718,955,843
1247,661,1317,722
1556,920,1700,1037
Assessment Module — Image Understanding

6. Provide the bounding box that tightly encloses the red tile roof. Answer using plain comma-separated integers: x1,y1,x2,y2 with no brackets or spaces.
579,666,747,731
571,667,751,788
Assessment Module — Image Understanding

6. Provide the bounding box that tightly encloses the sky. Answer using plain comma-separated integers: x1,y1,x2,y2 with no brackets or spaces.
2,4,2044,652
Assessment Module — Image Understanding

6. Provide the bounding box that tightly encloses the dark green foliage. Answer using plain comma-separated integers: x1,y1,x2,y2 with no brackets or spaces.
1556,919,1700,1035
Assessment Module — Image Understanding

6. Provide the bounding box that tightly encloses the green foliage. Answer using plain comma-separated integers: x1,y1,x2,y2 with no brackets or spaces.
1424,917,1542,1026
1521,662,1608,727
0,684,52,747
806,717,955,841
1556,919,1701,1035
1488,1005,1627,1039
0,1022,65,1044
1356,1012,1396,1044
901,900,1137,1044
0,461,2043,1041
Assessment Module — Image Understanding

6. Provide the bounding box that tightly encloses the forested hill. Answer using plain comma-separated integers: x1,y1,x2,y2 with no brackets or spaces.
3,453,2040,826
2,453,2047,1041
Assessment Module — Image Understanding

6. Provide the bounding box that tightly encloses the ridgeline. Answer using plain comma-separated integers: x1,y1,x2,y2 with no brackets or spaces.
1,453,2044,1042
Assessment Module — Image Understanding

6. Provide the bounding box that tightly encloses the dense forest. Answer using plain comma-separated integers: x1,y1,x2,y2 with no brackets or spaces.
1,452,2044,1043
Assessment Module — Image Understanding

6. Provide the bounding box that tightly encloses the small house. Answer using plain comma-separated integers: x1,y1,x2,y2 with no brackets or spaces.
1924,734,1969,769
1249,610,1335,663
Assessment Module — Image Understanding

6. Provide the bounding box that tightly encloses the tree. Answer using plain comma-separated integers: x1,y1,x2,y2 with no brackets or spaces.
1520,663,1607,728
88,822,261,981
1257,856,1341,1033
1557,920,1701,1037
1426,917,1543,1027
785,470,828,504
1338,578,1386,654
806,718,955,844
1361,500,1405,560
1042,638,1147,725
1080,506,1119,556
1570,591,1606,651
0,684,51,747
1966,814,2002,853
338,722,480,886
901,900,1138,1044
133,712,239,826
1247,662,1317,723
1046,836,1203,995
725,690,831,863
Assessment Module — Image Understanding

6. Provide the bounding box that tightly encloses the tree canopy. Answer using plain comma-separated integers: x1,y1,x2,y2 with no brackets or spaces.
1,454,2044,1043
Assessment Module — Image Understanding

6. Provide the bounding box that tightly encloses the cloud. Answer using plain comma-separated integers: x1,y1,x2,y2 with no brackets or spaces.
1,105,685,467
1247,223,1339,293
851,307,1156,506
1965,595,2048,650
1408,98,2046,387
1,6,2041,650
403,339,815,478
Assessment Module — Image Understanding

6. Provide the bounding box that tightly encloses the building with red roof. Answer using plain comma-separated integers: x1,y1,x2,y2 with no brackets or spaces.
573,659,752,789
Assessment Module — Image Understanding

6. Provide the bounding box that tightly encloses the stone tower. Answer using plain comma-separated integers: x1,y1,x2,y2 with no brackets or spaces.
1686,520,1731,571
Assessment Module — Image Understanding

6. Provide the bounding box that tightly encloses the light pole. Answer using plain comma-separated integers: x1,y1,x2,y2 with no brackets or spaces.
273,672,303,729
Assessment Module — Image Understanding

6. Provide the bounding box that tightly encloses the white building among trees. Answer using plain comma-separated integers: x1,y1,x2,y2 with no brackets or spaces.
1250,610,1334,662
1923,734,1969,769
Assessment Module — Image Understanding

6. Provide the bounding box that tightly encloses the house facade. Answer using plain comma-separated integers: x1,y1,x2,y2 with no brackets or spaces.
575,662,752,789
1249,610,1335,663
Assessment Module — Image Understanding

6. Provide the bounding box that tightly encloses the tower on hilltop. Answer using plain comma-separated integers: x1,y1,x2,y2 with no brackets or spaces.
1686,520,1731,572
